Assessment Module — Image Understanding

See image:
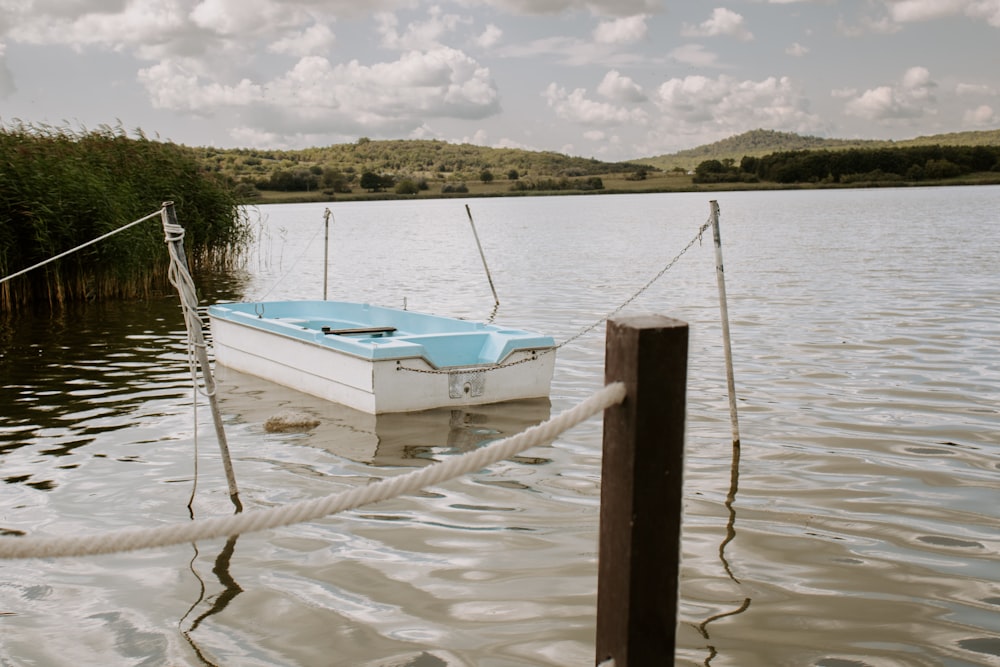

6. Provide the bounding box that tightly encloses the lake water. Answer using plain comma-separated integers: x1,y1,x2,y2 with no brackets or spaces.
1,186,998,666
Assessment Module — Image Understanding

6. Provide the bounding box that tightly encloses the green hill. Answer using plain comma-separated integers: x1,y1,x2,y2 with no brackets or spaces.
194,138,655,194
189,128,1000,200
638,128,1000,171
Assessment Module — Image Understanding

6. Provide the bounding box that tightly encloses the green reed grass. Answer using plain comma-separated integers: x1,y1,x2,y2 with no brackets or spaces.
0,124,252,311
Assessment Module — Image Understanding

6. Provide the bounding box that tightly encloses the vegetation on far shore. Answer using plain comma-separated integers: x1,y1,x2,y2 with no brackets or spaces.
189,128,1000,204
0,125,251,311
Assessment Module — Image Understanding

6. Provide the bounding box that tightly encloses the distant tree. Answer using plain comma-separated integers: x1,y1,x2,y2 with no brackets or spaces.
395,178,420,195
480,169,494,183
360,171,382,191
507,169,519,180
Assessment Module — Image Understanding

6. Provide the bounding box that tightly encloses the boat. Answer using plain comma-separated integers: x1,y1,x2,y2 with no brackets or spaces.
207,300,556,414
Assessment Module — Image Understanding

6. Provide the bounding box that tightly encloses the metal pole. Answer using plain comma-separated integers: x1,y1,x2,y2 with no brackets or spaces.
465,204,500,308
710,200,741,447
323,207,331,300
597,314,688,666
162,202,243,513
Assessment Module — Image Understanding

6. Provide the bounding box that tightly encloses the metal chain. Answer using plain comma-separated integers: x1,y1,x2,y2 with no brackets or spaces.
555,217,711,350
397,217,711,375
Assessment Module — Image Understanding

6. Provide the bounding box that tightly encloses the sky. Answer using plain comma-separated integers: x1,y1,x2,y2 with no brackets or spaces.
0,0,998,161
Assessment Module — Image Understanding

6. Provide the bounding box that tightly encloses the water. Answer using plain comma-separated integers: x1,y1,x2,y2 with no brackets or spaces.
1,186,998,666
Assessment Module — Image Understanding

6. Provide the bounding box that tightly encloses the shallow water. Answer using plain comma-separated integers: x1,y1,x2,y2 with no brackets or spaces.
1,186,998,666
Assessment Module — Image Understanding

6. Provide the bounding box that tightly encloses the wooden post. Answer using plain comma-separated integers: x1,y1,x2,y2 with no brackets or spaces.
597,315,688,667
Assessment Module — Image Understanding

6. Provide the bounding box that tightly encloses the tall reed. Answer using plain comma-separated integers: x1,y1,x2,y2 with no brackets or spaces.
0,124,252,311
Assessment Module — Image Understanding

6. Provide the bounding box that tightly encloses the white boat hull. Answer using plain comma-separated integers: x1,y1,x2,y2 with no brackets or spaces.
208,301,556,414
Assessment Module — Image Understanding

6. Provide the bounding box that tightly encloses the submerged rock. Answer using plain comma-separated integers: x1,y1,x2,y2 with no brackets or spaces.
264,410,321,433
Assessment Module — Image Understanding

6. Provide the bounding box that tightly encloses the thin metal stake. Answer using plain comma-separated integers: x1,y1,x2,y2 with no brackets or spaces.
465,205,500,308
709,200,741,447
323,207,332,301
162,202,243,513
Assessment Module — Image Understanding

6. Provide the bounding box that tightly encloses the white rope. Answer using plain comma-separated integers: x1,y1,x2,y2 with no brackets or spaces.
0,209,164,285
0,382,627,560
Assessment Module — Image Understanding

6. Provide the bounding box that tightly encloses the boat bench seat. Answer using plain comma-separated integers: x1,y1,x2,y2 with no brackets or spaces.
322,326,397,336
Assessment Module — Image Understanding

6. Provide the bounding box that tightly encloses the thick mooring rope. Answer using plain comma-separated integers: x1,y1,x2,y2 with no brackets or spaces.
0,382,626,560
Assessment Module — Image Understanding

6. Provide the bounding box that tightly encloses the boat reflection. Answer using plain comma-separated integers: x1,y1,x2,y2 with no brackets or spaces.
213,367,552,467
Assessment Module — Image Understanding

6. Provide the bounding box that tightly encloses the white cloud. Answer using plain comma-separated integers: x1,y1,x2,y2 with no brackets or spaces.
190,0,307,37
956,82,997,96
682,8,753,41
484,0,664,18
139,46,500,138
786,42,809,56
597,70,647,103
475,23,503,49
10,1,189,49
593,14,648,44
497,35,642,67
544,82,648,126
843,66,937,120
882,0,1000,27
377,7,468,51
963,104,997,125
669,44,721,68
654,74,821,132
138,59,264,113
268,23,336,57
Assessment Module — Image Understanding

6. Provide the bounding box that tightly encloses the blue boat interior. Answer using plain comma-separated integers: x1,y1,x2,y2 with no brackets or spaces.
208,300,555,368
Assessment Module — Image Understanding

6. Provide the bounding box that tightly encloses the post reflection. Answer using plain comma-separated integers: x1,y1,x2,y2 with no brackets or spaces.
180,535,243,667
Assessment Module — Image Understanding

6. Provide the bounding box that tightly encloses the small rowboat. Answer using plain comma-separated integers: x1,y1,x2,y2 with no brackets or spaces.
207,300,556,414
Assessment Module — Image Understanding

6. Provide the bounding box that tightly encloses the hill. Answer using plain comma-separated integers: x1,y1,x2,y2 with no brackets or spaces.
194,138,655,197
189,128,1000,200
638,128,1000,171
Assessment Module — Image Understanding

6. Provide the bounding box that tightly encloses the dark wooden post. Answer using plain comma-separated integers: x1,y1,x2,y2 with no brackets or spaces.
597,315,688,666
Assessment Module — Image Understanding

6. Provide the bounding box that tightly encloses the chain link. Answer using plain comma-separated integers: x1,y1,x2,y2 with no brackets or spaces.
555,217,711,350
396,217,711,375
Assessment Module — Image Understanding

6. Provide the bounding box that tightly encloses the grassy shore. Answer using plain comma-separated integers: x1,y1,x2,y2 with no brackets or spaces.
245,169,1000,205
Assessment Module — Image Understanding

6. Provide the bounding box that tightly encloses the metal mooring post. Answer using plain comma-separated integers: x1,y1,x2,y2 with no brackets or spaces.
162,201,243,513
323,207,332,300
597,314,688,666
709,200,741,447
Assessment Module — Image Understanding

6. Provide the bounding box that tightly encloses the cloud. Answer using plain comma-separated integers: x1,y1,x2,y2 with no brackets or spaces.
268,23,336,57
857,0,1000,28
963,104,997,125
377,7,468,50
484,0,664,17
139,47,501,137
956,82,997,96
842,66,937,120
498,35,642,67
786,42,809,56
597,70,647,103
593,14,648,44
668,44,721,68
544,82,648,126
475,23,503,49
191,0,301,36
653,74,822,133
9,1,191,50
681,8,753,41
884,0,1000,26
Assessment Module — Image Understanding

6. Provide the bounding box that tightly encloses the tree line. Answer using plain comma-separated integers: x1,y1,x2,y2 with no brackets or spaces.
694,145,1000,185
